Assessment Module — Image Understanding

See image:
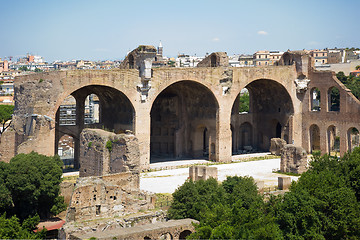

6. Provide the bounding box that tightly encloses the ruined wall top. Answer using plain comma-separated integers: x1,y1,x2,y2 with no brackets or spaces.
197,52,229,67
119,45,157,70
278,51,314,78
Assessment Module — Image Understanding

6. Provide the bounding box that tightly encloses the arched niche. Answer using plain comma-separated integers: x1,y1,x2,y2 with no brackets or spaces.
328,87,340,112
310,87,321,111
310,124,320,153
347,127,359,152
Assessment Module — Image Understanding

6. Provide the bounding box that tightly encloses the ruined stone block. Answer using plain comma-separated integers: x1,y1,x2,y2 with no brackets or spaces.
66,172,153,223
270,138,287,156
189,165,218,181
281,144,307,174
80,129,140,177
278,177,291,190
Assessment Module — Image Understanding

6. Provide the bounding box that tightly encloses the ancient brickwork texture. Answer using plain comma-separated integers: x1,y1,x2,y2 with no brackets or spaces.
71,218,198,240
66,173,154,223
270,138,287,156
197,52,229,67
80,129,140,178
189,165,218,181
280,144,307,174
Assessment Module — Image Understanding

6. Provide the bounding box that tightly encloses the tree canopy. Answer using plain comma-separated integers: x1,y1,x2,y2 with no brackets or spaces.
0,105,14,134
169,148,360,239
0,152,66,220
336,71,360,99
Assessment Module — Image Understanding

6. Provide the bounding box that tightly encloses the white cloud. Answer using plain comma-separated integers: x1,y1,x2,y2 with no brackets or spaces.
212,37,220,42
257,30,268,35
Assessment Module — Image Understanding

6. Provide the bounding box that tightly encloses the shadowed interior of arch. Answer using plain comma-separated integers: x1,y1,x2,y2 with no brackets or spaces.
150,80,218,163
231,79,294,154
55,85,135,169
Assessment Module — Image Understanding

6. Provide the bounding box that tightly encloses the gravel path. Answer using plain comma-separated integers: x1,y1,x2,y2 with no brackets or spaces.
140,156,299,193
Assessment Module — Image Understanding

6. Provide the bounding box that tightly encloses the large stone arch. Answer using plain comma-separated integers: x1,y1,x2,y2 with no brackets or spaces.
150,80,219,162
230,79,294,152
55,85,135,169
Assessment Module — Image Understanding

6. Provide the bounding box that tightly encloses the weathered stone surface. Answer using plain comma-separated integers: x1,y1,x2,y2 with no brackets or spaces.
4,47,360,170
80,129,140,177
197,52,229,67
270,138,287,156
189,165,218,181
280,144,308,174
60,182,75,205
66,173,154,223
69,218,198,240
59,210,168,239
278,176,291,190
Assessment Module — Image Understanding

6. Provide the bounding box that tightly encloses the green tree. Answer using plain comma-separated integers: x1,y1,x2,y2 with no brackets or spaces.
0,152,66,220
0,105,14,135
34,68,42,72
356,65,360,70
18,66,28,71
0,213,45,239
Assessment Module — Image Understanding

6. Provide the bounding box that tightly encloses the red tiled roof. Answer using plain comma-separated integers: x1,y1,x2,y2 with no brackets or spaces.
35,219,65,232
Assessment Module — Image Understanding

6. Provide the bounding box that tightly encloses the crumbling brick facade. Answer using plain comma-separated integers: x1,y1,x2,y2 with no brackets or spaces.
2,46,360,171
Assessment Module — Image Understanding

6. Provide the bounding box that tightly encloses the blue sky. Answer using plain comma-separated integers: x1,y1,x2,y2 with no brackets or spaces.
1,0,359,62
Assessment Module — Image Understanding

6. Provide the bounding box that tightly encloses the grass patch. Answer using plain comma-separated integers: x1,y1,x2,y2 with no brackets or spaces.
155,193,173,209
272,170,301,176
62,175,78,183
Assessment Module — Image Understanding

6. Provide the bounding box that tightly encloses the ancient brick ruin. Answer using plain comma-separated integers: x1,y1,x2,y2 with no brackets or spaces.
1,46,360,171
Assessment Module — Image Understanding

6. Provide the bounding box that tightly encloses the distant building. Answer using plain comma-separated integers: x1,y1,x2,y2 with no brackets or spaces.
0,59,9,73
328,49,342,64
254,50,270,66
176,54,204,67
238,55,254,67
311,49,328,65
269,51,284,65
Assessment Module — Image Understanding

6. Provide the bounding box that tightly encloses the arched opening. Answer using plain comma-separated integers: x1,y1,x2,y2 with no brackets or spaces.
328,87,340,112
231,80,294,153
327,125,339,155
211,54,217,67
144,237,152,240
55,85,135,169
129,54,135,69
179,230,192,240
150,81,218,162
58,134,75,169
84,94,100,125
310,87,321,111
310,124,320,153
347,127,360,152
159,232,172,240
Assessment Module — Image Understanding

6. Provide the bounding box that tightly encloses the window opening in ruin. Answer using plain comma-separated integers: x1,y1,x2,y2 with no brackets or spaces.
57,134,75,169
328,87,340,112
96,205,101,215
327,125,339,156
310,124,320,152
144,237,152,240
203,127,208,157
211,54,217,67
84,94,100,125
129,54,134,69
310,87,321,111
348,127,360,152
